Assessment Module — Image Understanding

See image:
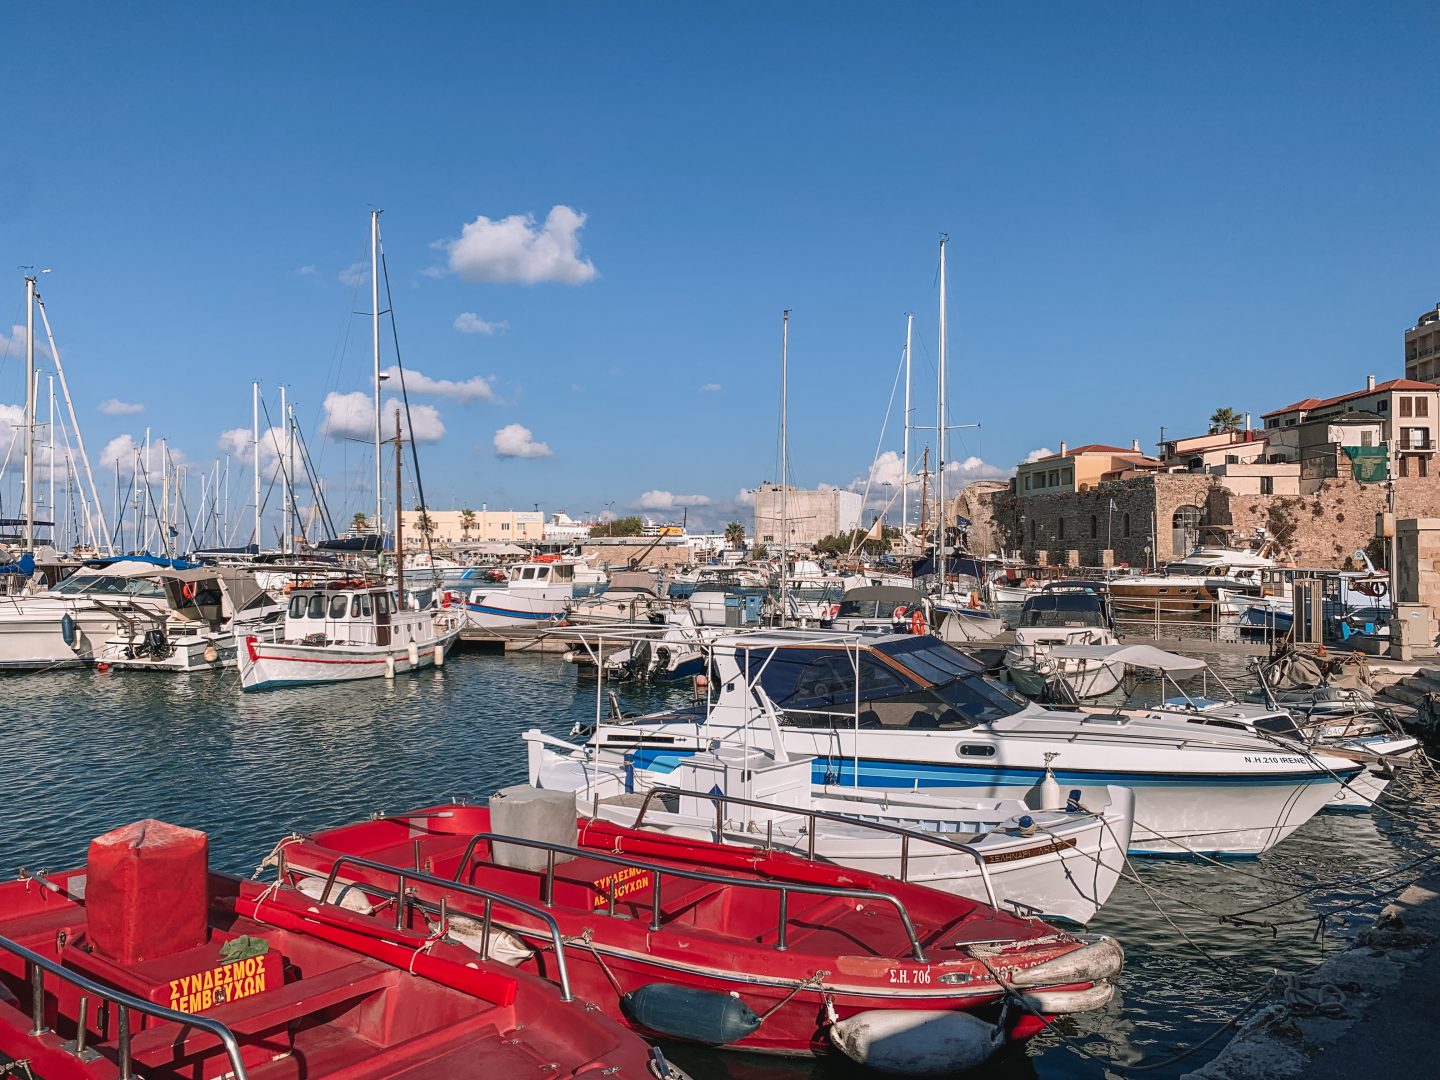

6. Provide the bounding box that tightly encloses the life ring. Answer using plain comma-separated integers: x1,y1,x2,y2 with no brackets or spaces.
181,581,198,601
910,610,926,635
828,603,841,620
1354,579,1388,598
1022,577,1038,589
893,605,908,621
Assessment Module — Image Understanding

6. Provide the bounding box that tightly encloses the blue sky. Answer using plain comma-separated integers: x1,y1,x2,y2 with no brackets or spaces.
2,2,1438,544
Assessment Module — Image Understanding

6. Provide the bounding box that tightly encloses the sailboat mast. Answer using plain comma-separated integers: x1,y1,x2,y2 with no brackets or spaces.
919,446,929,542
902,312,912,540
935,236,948,577
394,411,405,603
280,384,290,555
779,308,789,625
23,274,36,551
371,209,383,541
252,380,261,552
47,375,54,547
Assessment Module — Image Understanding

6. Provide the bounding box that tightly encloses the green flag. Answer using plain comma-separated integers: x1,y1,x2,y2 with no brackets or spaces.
1342,446,1388,484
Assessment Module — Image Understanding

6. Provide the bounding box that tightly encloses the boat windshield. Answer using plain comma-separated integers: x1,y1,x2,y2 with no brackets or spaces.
837,596,920,618
1166,562,1224,577
51,573,166,599
741,639,1023,730
1020,594,1106,628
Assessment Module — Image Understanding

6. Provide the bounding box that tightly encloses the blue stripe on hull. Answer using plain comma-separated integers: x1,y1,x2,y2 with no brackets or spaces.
464,604,561,621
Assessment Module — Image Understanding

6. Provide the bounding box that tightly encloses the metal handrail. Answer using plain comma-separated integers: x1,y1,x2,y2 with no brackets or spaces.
0,933,250,1080
447,830,930,962
303,852,575,1000
629,785,1005,911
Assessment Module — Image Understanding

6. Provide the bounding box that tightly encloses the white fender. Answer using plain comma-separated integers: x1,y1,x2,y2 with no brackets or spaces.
1020,980,1115,1014
407,642,420,667
385,656,396,680
827,1009,1002,1076
1006,935,1125,987
434,643,445,667
294,875,374,915
446,915,533,966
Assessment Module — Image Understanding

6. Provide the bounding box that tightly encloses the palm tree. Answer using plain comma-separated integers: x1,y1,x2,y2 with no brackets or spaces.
460,508,477,542
416,509,436,542
1209,407,1243,434
724,521,746,549
350,511,369,534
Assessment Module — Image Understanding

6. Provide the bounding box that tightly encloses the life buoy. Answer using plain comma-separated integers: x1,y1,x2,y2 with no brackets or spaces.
893,605,908,621
910,610,926,635
1022,577,1038,589
181,581,198,601
828,603,841,619
1354,579,1388,598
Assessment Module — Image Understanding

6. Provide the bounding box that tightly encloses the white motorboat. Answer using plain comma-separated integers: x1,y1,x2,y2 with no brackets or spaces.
237,581,462,691
1047,642,1419,810
526,726,1134,926
569,630,1363,855
462,559,573,629
1005,583,1123,699
1108,545,1276,615
567,570,667,626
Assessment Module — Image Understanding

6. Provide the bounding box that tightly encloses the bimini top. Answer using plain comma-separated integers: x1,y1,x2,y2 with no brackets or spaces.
1046,643,1207,673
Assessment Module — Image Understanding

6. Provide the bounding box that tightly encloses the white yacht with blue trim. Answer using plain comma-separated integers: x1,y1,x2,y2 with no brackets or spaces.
568,630,1363,856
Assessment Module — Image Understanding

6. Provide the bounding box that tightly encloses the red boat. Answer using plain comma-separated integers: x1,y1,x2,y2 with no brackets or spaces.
272,789,1125,1075
0,818,676,1080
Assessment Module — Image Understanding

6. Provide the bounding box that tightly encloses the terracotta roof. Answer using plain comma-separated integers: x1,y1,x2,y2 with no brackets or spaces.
1025,444,1144,462
1262,380,1437,418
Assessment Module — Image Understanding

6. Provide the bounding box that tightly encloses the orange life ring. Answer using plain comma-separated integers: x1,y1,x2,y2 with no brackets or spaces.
181,581,198,601
910,610,926,635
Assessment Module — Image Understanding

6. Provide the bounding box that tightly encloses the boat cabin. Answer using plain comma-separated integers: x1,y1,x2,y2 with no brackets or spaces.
1018,585,1113,630
284,584,422,646
509,560,575,586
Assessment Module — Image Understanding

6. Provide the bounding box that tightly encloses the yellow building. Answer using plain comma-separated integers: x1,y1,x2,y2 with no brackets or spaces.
1015,441,1163,497
398,508,544,546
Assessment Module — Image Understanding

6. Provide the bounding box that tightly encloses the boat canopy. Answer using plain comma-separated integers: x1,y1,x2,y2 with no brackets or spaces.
1047,643,1207,672
83,553,199,571
0,552,34,576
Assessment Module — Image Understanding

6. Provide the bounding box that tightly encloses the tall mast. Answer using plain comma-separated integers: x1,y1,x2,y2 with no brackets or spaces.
287,400,297,551
935,236,948,577
47,374,54,547
23,274,36,551
779,309,790,625
280,384,290,554
252,381,261,552
902,312,912,540
371,209,383,540
919,446,929,540
394,411,405,603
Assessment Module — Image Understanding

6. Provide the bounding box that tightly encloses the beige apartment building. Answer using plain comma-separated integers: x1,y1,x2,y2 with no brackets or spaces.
1262,376,1439,478
397,508,544,546
1015,441,1164,497
1405,303,1440,382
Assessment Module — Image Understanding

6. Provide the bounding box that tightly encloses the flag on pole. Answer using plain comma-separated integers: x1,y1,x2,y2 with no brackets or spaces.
1108,499,1119,512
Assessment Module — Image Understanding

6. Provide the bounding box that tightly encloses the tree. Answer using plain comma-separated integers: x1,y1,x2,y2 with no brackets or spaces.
724,521,747,549
1209,407,1243,434
415,509,436,541
460,508,477,542
590,515,646,538
350,511,369,534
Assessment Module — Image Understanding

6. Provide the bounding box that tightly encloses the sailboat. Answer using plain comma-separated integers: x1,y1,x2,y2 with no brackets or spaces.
236,213,463,691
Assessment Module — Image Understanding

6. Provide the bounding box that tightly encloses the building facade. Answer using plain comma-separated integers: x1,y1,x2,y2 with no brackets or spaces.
1015,442,1163,498
1405,303,1440,383
398,508,544,546
753,483,863,550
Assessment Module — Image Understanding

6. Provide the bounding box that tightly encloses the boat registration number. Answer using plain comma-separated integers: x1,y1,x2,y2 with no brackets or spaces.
1243,755,1306,765
886,966,932,985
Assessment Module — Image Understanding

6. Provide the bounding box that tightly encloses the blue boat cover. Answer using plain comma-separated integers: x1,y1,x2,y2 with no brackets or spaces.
0,552,35,576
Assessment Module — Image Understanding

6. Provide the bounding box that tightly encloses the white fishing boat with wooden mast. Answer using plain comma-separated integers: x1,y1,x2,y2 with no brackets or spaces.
236,212,461,691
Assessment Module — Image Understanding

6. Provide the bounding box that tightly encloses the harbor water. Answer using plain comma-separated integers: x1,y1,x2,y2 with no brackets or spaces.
7,650,1438,1079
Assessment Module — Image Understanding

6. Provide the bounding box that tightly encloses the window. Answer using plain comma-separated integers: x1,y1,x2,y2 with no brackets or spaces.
351,596,363,617
1024,475,1032,491
1422,457,1430,478
288,595,306,619
1062,468,1073,485
1362,431,1374,447
307,594,326,619
1400,456,1410,478
501,523,510,531
1401,397,1413,418
1419,397,1431,418
375,592,391,616
1123,512,1132,538
1379,401,1389,412
1058,517,1066,540
329,595,348,619
1260,476,1274,495
361,594,373,617
1090,514,1098,539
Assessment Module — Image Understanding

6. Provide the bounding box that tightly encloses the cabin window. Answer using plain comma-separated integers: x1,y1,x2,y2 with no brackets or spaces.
307,594,326,619
351,596,363,617
375,592,390,616
361,595,373,617
522,567,536,580
330,595,348,619
288,595,306,619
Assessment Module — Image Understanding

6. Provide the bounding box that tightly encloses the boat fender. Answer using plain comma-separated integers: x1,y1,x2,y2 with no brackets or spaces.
434,643,445,667
385,656,396,680
1065,789,1084,813
1006,935,1125,988
827,1009,1003,1076
1019,980,1115,1015
621,983,761,1045
203,644,219,664
1023,767,1063,812
407,642,420,667
61,612,77,649
294,875,375,915
446,915,533,966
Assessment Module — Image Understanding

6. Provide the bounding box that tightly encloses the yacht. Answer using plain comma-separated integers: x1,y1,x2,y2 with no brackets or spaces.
1108,546,1276,615
1005,583,1123,699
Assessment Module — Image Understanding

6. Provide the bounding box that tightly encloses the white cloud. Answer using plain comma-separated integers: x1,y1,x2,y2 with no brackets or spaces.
635,491,713,510
1023,446,1054,463
0,324,52,363
297,265,318,277
99,398,143,416
100,433,140,476
700,383,722,393
339,260,369,288
945,456,1013,481
320,391,446,444
437,205,598,285
734,488,756,508
454,312,507,335
382,365,495,403
493,423,552,459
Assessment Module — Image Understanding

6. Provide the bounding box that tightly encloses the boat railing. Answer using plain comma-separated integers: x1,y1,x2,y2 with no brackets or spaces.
629,784,1004,912
448,831,931,961
0,932,250,1080
290,851,575,1001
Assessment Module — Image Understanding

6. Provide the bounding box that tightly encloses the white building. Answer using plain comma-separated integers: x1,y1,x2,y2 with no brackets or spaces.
753,483,863,550
543,511,592,543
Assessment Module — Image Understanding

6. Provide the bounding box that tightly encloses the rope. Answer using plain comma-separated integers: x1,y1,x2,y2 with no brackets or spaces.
757,970,829,1023
250,834,304,879
407,919,448,974
565,929,626,998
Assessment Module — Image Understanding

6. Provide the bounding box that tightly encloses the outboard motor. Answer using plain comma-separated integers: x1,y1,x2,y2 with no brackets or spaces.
143,627,172,659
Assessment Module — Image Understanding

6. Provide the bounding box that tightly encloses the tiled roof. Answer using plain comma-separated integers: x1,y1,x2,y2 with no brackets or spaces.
1262,379,1437,418
1025,444,1142,462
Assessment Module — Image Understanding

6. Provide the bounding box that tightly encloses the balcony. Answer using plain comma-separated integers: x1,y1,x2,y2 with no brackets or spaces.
1398,437,1434,452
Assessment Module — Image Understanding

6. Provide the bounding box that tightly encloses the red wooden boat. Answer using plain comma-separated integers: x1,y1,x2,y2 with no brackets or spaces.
272,790,1125,1075
0,819,676,1080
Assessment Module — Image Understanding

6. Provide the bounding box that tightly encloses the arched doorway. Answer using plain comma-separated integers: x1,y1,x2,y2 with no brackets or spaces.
1172,505,1203,556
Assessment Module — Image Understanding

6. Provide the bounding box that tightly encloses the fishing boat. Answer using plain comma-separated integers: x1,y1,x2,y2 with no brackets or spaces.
270,793,1124,1073
568,630,1365,855
237,580,462,690
462,558,575,629
1004,582,1123,699
524,725,1134,926
0,817,672,1080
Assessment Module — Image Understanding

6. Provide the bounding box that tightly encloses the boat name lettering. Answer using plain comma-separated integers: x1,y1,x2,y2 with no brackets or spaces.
886,966,932,985
982,837,1077,865
1242,755,1305,765
591,866,653,908
168,957,269,1012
